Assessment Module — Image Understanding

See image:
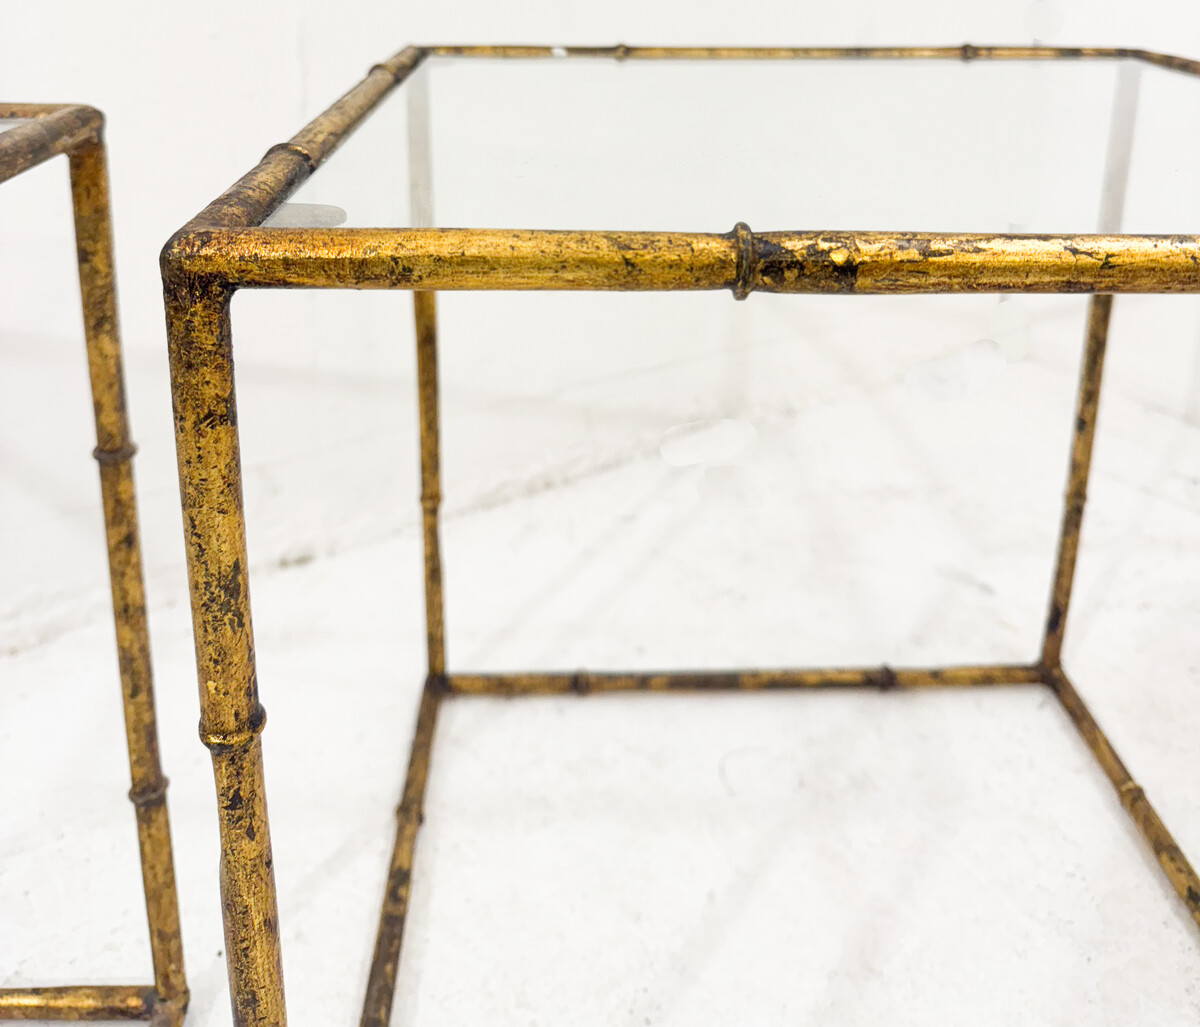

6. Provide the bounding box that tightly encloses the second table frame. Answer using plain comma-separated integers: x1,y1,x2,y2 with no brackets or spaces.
1,103,187,1027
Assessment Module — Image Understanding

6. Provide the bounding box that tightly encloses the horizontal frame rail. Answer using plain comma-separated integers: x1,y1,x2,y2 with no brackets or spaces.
426,44,1200,79
165,227,1200,294
0,986,156,1021
445,663,1044,696
0,105,103,184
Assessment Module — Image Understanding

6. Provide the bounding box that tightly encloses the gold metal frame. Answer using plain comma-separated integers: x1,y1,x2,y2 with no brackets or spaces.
160,45,1200,1027
1,106,188,1025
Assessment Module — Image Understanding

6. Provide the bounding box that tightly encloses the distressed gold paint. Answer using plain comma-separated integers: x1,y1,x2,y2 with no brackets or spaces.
445,664,1045,696
0,108,187,1025
0,987,156,1022
159,44,1200,1027
164,227,1200,294
359,682,441,1027
1041,295,1112,666
1048,668,1200,929
163,276,286,1027
427,44,1200,73
413,291,445,677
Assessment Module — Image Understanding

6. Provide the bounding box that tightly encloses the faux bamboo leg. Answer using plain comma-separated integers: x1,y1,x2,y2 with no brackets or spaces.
359,683,441,1027
1042,63,1137,670
1040,293,1112,668
415,291,445,677
163,278,286,1027
68,136,187,1025
407,65,444,676
1049,669,1200,929
358,285,445,1027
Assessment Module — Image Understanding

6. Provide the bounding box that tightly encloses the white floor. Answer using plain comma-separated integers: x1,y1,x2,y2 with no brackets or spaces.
4,288,1200,1025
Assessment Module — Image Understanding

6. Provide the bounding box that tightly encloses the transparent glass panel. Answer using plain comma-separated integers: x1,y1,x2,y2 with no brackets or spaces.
278,56,1200,234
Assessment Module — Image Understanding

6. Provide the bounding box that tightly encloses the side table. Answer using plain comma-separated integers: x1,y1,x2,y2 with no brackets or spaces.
1,105,188,1026
161,45,1200,1027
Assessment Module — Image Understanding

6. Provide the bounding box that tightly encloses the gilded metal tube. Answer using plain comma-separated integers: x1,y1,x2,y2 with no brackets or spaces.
1041,295,1112,668
424,43,1200,77
746,232,1197,294
288,47,423,168
1040,55,1135,671
1048,669,1200,929
358,83,445,1027
360,682,441,1027
165,227,1200,295
69,134,188,1026
183,147,313,232
0,987,156,1022
0,105,101,184
183,47,424,231
445,664,1044,696
427,43,1138,62
413,291,446,676
1135,50,1200,76
163,278,286,1027
0,102,83,117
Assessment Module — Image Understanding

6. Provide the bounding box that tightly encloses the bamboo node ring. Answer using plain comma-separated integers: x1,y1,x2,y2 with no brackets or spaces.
732,221,754,300
199,703,267,753
92,441,137,464
128,778,169,809
263,142,317,172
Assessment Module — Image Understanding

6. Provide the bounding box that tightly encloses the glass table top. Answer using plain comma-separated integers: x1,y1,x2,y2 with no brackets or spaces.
272,55,1200,234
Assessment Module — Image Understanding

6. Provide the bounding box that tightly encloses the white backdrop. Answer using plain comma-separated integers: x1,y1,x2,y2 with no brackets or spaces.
4,3,1200,1026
